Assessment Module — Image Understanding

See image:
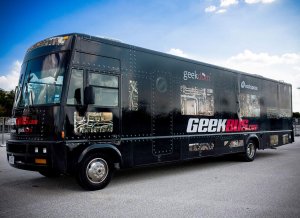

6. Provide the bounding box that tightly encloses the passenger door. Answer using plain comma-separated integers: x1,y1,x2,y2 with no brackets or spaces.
65,68,86,140
84,71,121,141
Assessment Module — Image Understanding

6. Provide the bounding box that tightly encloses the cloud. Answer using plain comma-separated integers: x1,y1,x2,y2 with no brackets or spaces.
205,5,217,13
245,0,275,4
168,48,189,58
294,66,300,72
226,50,300,65
205,0,274,14
205,0,237,14
216,9,227,13
220,0,239,8
224,50,300,112
0,61,21,91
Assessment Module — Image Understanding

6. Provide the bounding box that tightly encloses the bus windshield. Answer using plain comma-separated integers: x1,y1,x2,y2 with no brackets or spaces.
15,52,68,107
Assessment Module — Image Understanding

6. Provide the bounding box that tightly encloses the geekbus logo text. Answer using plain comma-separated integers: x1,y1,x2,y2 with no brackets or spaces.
187,118,258,133
183,70,210,81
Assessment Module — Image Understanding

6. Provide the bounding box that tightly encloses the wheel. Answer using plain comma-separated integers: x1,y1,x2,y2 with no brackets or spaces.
242,140,257,162
39,169,61,177
76,153,113,190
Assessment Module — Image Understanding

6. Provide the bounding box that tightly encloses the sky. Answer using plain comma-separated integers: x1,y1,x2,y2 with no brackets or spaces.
0,0,299,111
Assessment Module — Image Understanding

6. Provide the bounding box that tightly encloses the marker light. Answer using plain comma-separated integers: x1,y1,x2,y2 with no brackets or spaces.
61,131,65,139
35,147,38,153
43,148,47,154
27,35,70,52
35,158,47,165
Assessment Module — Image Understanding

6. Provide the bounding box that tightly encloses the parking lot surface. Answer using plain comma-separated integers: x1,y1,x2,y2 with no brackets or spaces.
1,138,300,218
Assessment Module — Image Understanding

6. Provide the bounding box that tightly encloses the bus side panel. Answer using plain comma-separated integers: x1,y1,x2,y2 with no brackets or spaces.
73,37,294,169
122,50,182,165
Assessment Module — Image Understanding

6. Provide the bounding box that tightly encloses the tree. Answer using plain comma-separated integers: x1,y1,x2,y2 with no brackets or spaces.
293,112,300,118
0,89,15,117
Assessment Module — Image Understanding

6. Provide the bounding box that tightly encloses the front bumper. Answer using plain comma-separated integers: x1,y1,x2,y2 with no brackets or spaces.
6,140,65,172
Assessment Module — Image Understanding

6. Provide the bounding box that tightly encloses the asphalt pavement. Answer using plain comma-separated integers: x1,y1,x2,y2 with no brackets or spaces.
0,138,300,218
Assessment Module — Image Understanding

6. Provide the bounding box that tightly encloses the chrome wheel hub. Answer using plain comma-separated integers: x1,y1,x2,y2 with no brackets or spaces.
86,158,108,184
247,143,255,158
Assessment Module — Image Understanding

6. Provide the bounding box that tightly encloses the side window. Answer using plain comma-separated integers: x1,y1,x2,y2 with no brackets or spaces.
67,69,83,105
89,72,119,107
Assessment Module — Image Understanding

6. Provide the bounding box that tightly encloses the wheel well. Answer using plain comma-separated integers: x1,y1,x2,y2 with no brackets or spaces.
81,148,122,167
248,136,260,149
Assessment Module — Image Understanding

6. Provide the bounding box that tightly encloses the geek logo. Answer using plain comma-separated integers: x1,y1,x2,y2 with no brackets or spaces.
183,70,210,81
187,118,258,133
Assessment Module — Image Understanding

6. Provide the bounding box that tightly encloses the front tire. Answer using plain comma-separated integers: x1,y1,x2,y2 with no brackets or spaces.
242,140,257,162
77,153,113,190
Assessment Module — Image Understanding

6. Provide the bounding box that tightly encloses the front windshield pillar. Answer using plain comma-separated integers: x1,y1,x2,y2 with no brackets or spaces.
13,63,26,108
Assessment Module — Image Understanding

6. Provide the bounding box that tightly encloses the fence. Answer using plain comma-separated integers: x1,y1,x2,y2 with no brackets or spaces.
294,118,300,137
1,117,13,146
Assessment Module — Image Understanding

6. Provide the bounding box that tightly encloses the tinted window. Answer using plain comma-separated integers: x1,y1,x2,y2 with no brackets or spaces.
88,72,119,107
94,87,118,107
73,52,120,72
89,73,118,88
67,69,84,105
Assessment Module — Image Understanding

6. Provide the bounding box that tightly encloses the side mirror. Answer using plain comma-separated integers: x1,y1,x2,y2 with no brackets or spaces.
84,86,95,105
74,88,82,105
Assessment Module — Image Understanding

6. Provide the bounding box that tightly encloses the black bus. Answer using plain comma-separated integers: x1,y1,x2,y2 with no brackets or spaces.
7,33,294,190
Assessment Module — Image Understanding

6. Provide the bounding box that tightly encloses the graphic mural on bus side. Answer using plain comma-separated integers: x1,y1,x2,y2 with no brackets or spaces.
224,140,244,148
266,108,278,118
270,135,279,146
129,80,138,111
279,109,292,118
189,142,214,152
180,85,214,116
74,112,113,133
239,94,260,117
282,134,289,144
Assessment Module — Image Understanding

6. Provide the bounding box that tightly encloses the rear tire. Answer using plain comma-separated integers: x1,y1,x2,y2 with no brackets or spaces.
76,153,113,191
242,140,257,162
